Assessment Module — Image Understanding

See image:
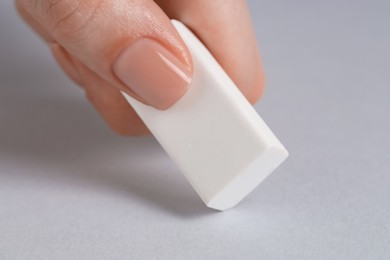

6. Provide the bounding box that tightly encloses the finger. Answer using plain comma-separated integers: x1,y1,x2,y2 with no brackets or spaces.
50,43,83,86
16,2,84,87
51,43,149,135
17,0,193,110
156,0,264,104
15,0,53,42
16,1,149,135
75,56,150,136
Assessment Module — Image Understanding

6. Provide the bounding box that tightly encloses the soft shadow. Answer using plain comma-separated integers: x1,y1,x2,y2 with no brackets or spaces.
0,77,214,218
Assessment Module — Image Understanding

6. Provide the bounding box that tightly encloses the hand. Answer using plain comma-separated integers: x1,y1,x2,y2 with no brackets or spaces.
16,0,264,135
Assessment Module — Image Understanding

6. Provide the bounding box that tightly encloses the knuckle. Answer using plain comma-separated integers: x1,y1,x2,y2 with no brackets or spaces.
43,0,104,43
14,1,30,23
14,1,24,16
46,1,82,36
15,0,40,18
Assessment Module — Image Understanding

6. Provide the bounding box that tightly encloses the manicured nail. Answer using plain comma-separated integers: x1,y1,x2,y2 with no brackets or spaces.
113,38,192,110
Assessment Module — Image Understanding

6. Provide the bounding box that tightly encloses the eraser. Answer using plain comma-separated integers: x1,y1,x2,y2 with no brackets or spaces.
121,20,288,211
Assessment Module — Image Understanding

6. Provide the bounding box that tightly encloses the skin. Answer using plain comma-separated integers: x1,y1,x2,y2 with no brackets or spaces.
15,0,265,136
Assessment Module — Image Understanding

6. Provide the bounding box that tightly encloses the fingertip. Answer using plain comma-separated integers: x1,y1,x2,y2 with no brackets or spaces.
108,119,150,136
246,70,266,104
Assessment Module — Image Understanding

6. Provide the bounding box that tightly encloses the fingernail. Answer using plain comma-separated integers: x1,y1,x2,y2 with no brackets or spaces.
113,38,192,110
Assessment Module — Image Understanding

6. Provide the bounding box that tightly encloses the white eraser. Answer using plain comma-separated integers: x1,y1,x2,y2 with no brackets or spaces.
121,20,288,211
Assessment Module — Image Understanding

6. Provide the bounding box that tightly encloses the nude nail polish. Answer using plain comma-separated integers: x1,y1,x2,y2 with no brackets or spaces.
113,38,192,110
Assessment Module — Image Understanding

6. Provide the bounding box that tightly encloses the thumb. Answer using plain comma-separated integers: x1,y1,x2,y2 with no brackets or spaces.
18,0,193,110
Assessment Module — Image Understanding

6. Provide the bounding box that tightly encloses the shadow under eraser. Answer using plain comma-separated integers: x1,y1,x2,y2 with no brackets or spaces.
121,20,289,211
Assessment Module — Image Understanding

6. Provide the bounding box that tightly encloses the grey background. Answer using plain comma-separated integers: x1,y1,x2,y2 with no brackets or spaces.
0,0,389,259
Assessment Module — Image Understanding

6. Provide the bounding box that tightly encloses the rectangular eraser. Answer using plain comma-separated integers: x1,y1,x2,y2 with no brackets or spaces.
121,20,288,211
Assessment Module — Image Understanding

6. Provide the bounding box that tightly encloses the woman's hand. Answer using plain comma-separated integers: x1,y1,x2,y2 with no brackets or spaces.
16,0,264,135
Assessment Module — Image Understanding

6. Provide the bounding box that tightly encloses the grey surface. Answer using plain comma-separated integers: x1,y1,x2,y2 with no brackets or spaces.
0,1,389,259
